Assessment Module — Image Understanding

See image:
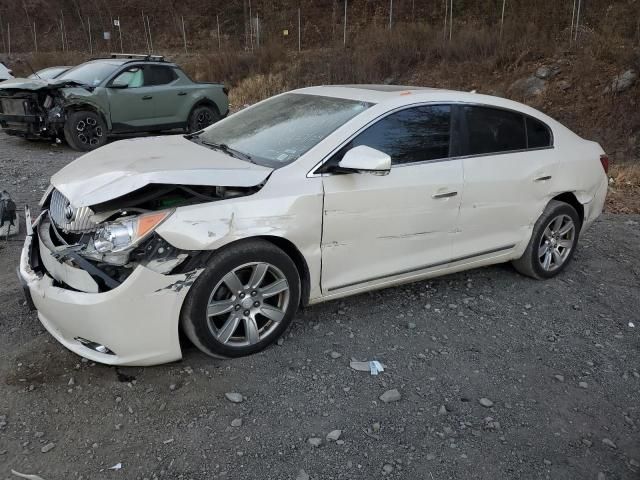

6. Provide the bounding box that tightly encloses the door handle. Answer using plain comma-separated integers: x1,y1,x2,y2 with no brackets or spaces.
432,191,458,199
177,92,187,96
534,175,552,182
142,95,153,100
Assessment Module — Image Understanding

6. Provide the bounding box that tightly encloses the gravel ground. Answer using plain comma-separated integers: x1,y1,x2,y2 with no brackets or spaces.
0,134,639,480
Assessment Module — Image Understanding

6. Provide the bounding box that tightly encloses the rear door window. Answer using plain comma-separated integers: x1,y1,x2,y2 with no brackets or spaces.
145,65,178,86
336,105,452,166
461,106,526,155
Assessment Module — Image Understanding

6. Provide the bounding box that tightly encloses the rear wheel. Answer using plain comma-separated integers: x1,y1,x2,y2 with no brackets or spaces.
512,200,581,279
181,239,301,359
187,104,220,133
64,110,107,151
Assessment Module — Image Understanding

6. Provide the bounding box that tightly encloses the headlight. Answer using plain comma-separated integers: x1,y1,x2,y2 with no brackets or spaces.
93,210,173,253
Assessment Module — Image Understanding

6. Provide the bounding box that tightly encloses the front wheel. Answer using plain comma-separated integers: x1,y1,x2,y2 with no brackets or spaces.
64,110,108,151
181,239,301,359
512,200,581,280
186,104,220,133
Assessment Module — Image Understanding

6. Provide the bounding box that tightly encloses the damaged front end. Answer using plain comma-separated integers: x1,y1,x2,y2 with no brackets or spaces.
38,183,258,293
0,79,87,139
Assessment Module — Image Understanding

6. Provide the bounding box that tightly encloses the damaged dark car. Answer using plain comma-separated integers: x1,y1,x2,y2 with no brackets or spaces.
0,54,229,151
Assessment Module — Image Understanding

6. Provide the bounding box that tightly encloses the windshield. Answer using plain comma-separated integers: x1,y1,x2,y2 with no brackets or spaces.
197,93,373,167
29,67,69,80
57,62,121,86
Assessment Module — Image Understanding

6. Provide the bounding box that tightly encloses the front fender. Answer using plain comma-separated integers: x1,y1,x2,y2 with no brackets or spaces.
60,88,112,129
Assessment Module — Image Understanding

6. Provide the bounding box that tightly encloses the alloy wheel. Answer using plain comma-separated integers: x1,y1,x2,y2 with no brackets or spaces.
206,262,290,347
538,214,575,272
75,116,103,147
195,110,213,130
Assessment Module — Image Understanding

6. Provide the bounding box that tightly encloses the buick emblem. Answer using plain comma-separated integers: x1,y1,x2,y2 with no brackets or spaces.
64,203,76,222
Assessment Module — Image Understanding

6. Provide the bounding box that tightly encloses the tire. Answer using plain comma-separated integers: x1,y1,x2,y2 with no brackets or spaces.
512,200,581,280
64,110,108,151
186,104,220,133
181,239,301,359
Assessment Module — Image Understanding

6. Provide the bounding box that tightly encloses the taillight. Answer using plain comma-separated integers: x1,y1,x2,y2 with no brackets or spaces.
599,154,609,174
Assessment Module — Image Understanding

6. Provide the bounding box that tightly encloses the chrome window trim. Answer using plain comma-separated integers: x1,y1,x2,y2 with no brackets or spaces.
306,101,555,178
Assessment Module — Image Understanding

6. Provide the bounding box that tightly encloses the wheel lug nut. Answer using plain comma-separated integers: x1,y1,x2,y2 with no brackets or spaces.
254,301,260,307
244,310,250,316
239,293,245,298
251,290,257,296
235,305,241,311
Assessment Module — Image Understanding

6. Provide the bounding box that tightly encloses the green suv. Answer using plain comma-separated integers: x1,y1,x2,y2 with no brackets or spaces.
0,54,229,151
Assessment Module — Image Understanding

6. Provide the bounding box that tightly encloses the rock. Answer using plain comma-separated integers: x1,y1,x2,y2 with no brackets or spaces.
308,437,322,447
407,322,416,330
510,76,546,97
543,459,552,465
606,69,637,93
41,442,55,453
326,429,342,441
231,418,243,427
169,383,177,391
602,438,617,449
557,80,572,91
379,389,402,403
479,397,494,408
67,377,75,386
372,422,381,433
276,337,284,346
296,470,310,480
578,381,588,389
582,438,593,447
536,65,561,79
629,459,639,468
225,392,244,403
382,463,394,474
426,453,436,461
438,405,448,415
330,351,342,359
554,374,565,382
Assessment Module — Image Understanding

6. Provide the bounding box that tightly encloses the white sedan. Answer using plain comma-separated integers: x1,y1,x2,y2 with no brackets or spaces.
18,85,608,366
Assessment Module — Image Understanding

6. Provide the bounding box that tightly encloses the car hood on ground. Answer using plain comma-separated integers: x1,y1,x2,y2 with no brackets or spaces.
0,77,85,91
52,135,274,207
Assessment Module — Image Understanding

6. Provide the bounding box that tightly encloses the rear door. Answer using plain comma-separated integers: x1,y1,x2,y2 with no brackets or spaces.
321,105,463,293
454,105,557,259
106,65,158,130
143,65,184,125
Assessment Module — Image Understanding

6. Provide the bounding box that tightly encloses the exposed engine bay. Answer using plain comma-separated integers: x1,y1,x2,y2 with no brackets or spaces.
0,81,88,139
38,183,260,292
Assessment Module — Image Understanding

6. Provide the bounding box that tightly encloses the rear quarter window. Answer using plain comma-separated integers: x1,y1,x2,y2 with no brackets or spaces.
526,117,552,148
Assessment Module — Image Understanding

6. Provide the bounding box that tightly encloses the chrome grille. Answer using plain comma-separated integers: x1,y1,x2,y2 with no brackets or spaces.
49,189,98,233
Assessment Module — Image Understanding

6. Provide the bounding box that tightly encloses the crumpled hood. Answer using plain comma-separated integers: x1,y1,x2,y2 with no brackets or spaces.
0,76,85,91
52,135,273,207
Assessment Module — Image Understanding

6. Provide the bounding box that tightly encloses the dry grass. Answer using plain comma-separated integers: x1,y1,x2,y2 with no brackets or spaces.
230,72,289,107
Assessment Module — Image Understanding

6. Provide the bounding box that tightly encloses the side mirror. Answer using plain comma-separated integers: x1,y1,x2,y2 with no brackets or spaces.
338,145,391,175
108,83,128,89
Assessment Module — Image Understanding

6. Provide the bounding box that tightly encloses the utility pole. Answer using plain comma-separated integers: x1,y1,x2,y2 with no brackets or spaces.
500,0,506,39
298,8,301,52
88,17,92,54
343,0,347,46
181,16,188,54
449,0,453,41
33,21,37,52
142,11,150,52
574,0,582,41
389,0,393,30
217,14,221,49
256,14,259,48
147,16,153,53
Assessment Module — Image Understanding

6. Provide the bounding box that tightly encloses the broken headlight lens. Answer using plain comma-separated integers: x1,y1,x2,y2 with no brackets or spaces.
93,210,173,253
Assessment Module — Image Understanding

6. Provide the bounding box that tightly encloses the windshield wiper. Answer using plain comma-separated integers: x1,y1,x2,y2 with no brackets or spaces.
200,140,256,164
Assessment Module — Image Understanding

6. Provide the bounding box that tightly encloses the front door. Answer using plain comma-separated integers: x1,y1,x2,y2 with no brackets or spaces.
320,104,463,293
106,65,158,131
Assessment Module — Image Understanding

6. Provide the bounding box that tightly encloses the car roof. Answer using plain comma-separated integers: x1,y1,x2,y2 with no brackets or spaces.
292,84,559,126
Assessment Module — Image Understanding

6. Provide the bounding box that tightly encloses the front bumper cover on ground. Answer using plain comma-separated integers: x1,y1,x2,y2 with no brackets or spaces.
18,222,202,366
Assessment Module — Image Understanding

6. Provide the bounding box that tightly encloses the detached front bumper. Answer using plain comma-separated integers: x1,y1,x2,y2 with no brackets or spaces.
18,218,201,366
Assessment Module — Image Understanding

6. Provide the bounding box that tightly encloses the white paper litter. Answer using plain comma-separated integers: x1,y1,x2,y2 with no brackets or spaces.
109,463,123,470
350,360,385,375
11,470,47,480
